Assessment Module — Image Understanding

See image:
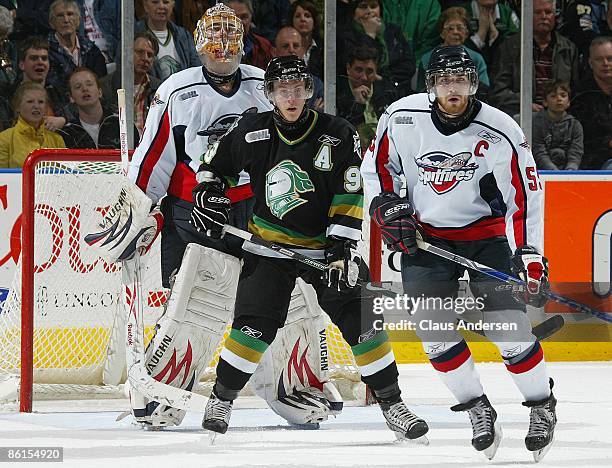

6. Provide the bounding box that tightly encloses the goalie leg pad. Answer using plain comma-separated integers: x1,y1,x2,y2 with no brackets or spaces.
131,243,240,427
250,279,343,425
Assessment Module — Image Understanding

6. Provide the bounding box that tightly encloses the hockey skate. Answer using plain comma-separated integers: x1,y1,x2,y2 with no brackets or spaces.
202,390,233,442
523,379,557,463
451,394,502,460
380,400,429,444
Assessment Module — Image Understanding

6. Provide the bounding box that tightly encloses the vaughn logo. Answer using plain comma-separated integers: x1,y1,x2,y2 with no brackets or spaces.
416,151,478,194
149,336,194,388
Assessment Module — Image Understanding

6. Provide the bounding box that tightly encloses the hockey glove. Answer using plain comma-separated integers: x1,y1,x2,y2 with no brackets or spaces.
85,183,162,263
511,245,550,308
324,239,361,290
369,192,422,256
190,174,230,239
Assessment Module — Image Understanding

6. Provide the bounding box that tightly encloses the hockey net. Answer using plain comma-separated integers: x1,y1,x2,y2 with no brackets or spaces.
0,149,381,412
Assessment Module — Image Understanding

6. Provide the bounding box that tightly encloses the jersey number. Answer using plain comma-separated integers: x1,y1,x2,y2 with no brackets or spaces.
314,144,333,171
526,166,541,191
344,167,362,192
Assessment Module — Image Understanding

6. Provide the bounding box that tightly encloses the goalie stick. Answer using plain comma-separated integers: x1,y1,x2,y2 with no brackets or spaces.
222,225,565,341
122,253,211,412
115,89,212,413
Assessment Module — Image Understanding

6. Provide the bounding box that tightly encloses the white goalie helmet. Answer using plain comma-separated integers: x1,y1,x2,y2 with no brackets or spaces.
194,3,244,77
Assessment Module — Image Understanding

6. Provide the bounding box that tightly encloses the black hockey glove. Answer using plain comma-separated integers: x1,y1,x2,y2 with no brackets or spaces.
511,245,550,308
190,173,230,239
324,239,361,291
369,192,422,256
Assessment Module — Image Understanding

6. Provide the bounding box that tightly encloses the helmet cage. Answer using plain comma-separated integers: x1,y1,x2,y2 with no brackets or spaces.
426,66,478,98
194,4,244,73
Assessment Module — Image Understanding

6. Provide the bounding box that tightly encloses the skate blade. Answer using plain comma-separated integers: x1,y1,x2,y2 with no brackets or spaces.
483,421,503,460
207,430,219,446
394,433,430,446
289,422,320,430
144,425,163,431
532,435,554,463
116,410,131,422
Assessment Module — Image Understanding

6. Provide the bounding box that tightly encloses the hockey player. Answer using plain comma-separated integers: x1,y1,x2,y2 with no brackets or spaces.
92,4,344,429
361,46,557,462
190,55,429,441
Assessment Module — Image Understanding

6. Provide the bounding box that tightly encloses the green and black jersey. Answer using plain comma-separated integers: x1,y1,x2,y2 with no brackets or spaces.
203,109,364,250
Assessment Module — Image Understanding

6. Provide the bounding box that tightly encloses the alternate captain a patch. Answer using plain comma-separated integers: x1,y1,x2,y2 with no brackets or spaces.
265,160,314,219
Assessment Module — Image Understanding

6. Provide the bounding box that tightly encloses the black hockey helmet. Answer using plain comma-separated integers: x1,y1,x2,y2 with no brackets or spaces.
425,45,478,97
264,55,314,102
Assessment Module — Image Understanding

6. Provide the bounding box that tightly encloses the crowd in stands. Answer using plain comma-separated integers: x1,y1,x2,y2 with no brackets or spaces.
0,0,610,169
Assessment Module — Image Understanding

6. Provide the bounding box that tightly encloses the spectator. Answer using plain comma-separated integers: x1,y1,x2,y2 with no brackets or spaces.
561,0,610,65
252,0,291,43
7,0,55,41
0,81,65,168
570,36,612,169
7,37,69,131
491,0,579,116
417,7,490,94
58,67,139,148
533,80,583,170
461,0,520,68
337,46,401,151
180,0,212,35
100,31,161,135
135,0,200,82
47,0,107,95
289,0,323,77
0,6,17,94
273,26,324,110
224,0,274,70
382,0,441,60
77,0,120,67
339,0,416,94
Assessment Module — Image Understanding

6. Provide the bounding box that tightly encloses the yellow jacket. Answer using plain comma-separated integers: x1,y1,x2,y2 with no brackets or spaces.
0,117,65,168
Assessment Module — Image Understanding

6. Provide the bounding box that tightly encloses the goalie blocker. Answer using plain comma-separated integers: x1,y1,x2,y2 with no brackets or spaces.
130,243,344,428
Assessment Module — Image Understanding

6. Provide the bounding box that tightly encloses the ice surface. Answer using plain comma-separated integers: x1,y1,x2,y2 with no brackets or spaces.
1,362,610,468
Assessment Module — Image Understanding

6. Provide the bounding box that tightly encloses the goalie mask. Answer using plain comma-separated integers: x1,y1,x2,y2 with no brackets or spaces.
194,3,244,80
425,45,479,128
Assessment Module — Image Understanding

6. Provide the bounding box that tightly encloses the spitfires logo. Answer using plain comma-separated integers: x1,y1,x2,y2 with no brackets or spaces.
416,151,478,194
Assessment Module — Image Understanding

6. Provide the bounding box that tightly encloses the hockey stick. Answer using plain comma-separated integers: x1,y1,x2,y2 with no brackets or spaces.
115,89,211,413
222,225,564,340
416,239,611,323
122,254,210,412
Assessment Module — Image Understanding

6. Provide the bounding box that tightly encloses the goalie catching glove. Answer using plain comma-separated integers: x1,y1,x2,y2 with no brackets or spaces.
370,192,422,256
511,245,550,308
190,169,231,239
324,239,360,290
85,183,163,263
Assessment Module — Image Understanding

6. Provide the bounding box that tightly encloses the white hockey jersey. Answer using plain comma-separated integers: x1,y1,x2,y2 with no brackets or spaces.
361,93,543,252
129,64,273,205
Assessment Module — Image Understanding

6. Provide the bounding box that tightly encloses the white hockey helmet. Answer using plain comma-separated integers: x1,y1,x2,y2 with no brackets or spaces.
194,3,244,77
